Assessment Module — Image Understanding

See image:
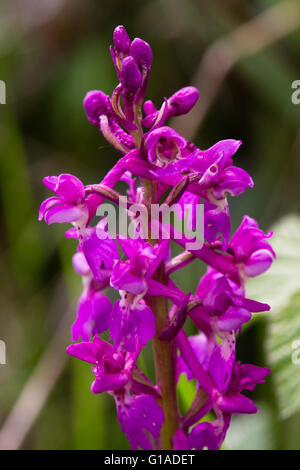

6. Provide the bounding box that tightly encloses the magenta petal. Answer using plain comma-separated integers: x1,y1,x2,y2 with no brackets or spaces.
173,429,189,450
202,139,242,167
64,227,79,239
244,249,274,277
72,252,90,276
82,228,118,281
117,237,142,259
178,333,210,381
214,166,254,199
238,363,270,391
66,342,97,364
91,372,129,394
38,196,61,221
146,240,170,280
240,297,270,313
92,335,114,360
216,393,257,414
55,173,85,203
117,394,164,450
44,204,84,224
72,289,111,341
43,176,58,192
217,307,251,332
91,292,112,335
202,275,233,313
110,260,147,295
204,200,231,251
109,301,155,352
148,280,185,306
187,421,220,450
209,339,235,392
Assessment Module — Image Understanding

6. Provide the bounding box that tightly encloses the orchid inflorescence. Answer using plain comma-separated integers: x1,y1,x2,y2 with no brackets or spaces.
39,25,275,450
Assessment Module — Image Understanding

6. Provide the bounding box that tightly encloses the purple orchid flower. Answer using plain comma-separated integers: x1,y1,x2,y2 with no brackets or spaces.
215,361,270,414
67,335,164,449
67,335,132,393
145,126,187,164
197,270,270,332
230,215,276,277
39,173,89,227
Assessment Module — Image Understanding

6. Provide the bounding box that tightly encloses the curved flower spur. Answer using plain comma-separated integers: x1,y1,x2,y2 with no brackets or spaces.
39,25,275,450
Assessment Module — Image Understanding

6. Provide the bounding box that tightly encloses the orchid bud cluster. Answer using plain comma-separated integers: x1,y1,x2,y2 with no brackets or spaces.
39,25,275,450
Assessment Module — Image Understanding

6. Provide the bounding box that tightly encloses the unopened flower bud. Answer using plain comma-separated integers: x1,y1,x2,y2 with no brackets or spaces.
121,56,142,94
83,90,111,126
130,38,152,72
143,100,157,116
113,25,131,55
169,86,199,116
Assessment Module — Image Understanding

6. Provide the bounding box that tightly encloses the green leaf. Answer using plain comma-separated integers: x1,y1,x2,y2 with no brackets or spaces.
224,404,275,450
247,215,300,420
268,290,300,420
246,214,300,314
177,374,196,415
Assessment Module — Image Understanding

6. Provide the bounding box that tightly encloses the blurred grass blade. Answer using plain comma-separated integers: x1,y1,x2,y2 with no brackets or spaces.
0,112,45,286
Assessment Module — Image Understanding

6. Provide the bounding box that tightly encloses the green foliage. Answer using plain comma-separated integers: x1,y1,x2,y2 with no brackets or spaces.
224,404,275,450
248,215,300,420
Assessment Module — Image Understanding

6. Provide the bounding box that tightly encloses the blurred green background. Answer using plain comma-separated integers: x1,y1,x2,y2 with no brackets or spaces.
0,0,300,450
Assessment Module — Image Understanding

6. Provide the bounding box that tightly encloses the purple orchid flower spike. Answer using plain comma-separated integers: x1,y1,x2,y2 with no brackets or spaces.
40,25,275,450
